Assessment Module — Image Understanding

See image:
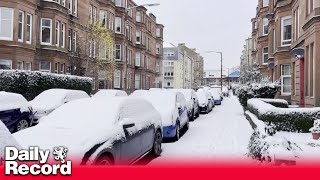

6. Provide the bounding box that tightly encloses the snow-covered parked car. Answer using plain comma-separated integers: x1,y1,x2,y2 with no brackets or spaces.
14,97,163,165
30,89,90,123
209,89,222,105
0,121,21,158
92,90,128,99
133,91,189,141
222,86,229,97
131,90,149,97
172,89,200,121
0,92,34,133
210,85,224,101
196,90,214,114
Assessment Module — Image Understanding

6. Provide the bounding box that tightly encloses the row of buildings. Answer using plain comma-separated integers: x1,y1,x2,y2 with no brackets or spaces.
0,0,165,93
241,0,320,107
162,43,204,89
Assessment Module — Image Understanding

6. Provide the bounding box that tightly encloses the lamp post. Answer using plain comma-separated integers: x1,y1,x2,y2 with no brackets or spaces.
205,51,223,91
123,3,160,92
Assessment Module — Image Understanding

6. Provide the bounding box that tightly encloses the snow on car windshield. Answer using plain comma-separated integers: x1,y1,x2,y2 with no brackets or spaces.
197,91,208,104
30,89,69,108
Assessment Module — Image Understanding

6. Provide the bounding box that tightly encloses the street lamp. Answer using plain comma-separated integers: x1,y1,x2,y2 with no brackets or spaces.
123,3,160,92
205,51,223,91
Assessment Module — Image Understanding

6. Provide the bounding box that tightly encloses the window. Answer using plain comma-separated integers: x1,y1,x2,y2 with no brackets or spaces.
73,31,76,51
156,62,160,72
156,28,161,37
115,0,122,7
167,82,171,87
156,44,161,54
68,30,72,51
25,62,31,71
135,74,141,89
114,70,121,89
68,0,73,14
61,23,65,48
136,11,141,22
60,63,65,74
263,0,269,7
55,21,60,46
136,31,141,44
281,16,292,46
262,18,268,36
41,18,52,45
99,10,107,27
39,61,51,72
93,6,97,24
262,47,268,64
26,14,32,44
99,43,106,59
307,0,314,15
93,40,96,58
89,5,93,24
0,7,14,41
281,64,291,95
18,11,24,42
115,17,122,33
54,63,58,73
0,59,12,69
73,0,78,16
115,44,121,61
135,52,141,66
17,62,23,70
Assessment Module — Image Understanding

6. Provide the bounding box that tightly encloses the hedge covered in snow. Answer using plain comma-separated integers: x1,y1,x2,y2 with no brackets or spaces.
0,70,92,100
259,98,289,108
247,99,318,133
236,82,279,107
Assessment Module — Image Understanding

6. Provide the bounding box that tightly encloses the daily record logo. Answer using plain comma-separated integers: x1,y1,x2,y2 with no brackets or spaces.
3,146,71,176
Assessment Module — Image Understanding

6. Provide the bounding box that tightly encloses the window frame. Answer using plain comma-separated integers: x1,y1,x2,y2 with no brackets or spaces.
281,16,292,47
26,13,32,44
281,64,292,95
0,7,14,41
39,61,51,73
262,18,269,36
40,18,53,45
114,70,121,89
55,21,60,47
115,17,122,34
115,44,122,61
262,47,268,65
18,11,24,42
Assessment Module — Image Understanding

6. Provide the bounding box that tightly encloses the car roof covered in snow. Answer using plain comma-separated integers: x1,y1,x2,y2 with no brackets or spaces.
0,91,29,112
92,89,128,99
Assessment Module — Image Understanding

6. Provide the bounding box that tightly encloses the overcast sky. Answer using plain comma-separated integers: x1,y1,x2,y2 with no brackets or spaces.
135,0,257,70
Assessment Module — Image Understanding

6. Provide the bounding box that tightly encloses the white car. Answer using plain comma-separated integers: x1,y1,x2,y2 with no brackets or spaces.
196,89,214,114
172,89,200,121
210,86,224,101
133,91,189,141
92,90,128,98
130,90,149,97
14,97,163,165
30,89,90,123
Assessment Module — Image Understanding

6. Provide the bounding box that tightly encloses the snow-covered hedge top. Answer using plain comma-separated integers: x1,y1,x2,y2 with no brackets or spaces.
310,120,320,133
0,70,92,82
245,111,267,137
0,121,21,158
259,98,289,106
0,91,29,112
247,98,320,115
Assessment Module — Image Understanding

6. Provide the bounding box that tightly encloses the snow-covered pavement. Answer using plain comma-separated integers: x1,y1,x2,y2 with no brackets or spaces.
149,95,253,164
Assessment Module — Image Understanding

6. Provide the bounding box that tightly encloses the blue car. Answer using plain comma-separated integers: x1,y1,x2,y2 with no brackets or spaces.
132,90,190,141
0,92,34,133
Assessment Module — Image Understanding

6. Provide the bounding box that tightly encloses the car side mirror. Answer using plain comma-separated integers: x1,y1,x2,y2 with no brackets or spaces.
122,118,135,129
176,103,182,109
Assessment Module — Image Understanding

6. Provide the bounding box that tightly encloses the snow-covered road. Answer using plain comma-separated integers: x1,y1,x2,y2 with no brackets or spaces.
149,95,253,164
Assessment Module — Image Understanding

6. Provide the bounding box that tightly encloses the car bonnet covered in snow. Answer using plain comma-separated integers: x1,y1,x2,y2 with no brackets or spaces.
137,91,179,127
29,89,89,111
13,97,161,164
0,91,29,112
0,121,22,158
92,90,128,98
196,90,209,105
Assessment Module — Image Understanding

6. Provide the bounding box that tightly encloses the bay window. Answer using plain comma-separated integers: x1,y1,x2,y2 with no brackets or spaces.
114,70,121,89
17,62,23,70
0,7,14,41
262,47,268,64
61,23,65,48
281,16,292,46
136,31,141,44
281,64,291,95
136,11,141,22
115,17,122,33
56,21,60,47
135,74,141,89
99,10,107,27
135,52,141,66
18,11,24,42
25,62,31,71
262,18,268,36
0,59,12,69
41,18,52,45
26,14,32,44
115,44,122,61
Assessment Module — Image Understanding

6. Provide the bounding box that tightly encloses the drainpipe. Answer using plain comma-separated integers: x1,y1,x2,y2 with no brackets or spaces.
300,57,305,107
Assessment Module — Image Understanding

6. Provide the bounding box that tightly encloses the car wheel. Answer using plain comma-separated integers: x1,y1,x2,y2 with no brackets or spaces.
152,130,162,156
195,108,200,118
95,155,113,166
15,119,30,132
185,119,190,130
174,123,180,141
190,110,195,121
